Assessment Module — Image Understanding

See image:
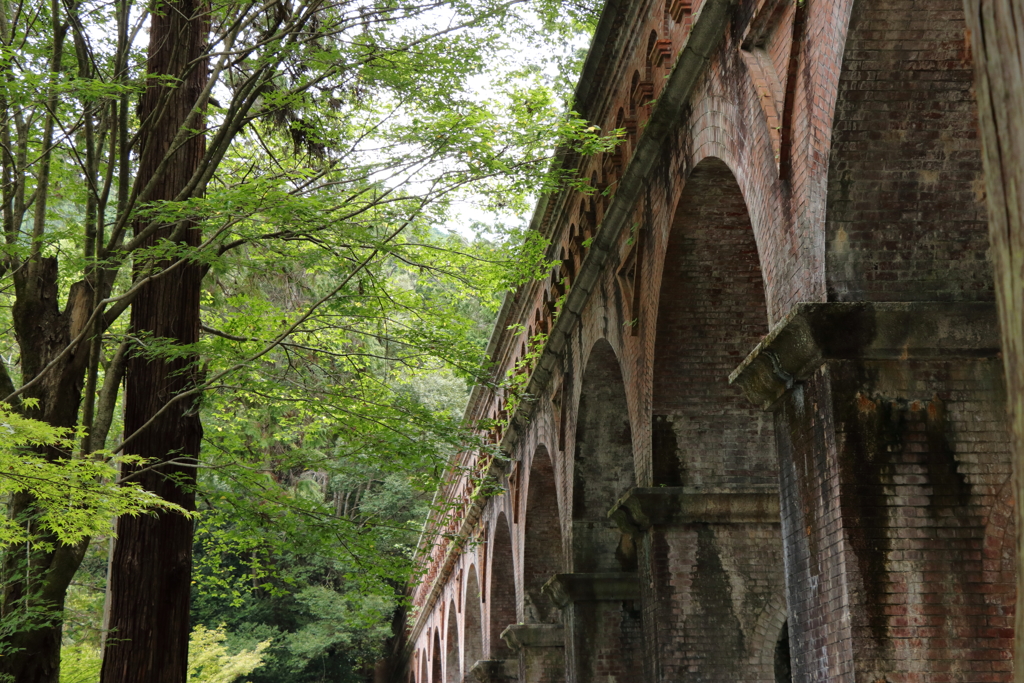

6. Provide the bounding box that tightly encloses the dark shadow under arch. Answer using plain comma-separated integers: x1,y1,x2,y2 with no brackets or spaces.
445,600,459,683
463,565,484,667
573,338,636,572
432,629,442,683
652,156,774,489
487,512,516,659
522,445,563,623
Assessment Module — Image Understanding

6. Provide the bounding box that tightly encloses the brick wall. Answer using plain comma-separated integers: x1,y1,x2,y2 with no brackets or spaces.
650,157,775,490
777,357,1012,683
825,0,991,303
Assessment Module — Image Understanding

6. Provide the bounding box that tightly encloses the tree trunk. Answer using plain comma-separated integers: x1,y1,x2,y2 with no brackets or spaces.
1,251,94,683
961,0,1024,678
99,1,208,681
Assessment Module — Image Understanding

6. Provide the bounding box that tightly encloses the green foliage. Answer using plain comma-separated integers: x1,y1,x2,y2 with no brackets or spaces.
0,0,603,675
58,626,270,683
188,625,271,683
58,645,101,683
0,402,183,549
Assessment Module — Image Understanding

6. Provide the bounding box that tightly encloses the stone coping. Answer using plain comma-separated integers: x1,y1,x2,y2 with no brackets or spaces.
608,487,781,534
541,572,640,608
499,623,565,651
729,301,1000,410
467,659,518,683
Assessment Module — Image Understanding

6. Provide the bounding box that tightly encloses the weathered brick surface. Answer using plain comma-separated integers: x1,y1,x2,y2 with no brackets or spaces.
521,448,563,625
824,0,990,303
650,158,775,491
401,0,1016,681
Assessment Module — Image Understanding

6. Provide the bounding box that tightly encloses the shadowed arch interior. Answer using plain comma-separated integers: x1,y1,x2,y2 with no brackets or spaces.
572,338,636,572
652,156,774,489
522,445,563,623
445,600,459,682
432,629,442,683
568,339,642,683
487,512,516,659
463,565,484,667
646,157,786,682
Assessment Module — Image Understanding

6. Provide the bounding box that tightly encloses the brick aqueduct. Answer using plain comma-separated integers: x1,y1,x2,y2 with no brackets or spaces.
399,0,1016,681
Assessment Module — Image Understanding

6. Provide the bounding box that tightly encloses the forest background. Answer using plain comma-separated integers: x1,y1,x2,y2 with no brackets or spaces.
0,0,605,681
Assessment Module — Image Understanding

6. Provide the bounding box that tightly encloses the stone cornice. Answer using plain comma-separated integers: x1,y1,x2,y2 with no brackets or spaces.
500,623,565,650
608,487,781,535
499,0,737,458
542,572,641,608
729,301,1000,410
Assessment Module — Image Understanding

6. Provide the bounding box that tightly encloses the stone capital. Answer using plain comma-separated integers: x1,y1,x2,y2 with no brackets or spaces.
607,487,781,534
468,659,518,683
541,572,639,608
499,623,565,651
729,301,999,410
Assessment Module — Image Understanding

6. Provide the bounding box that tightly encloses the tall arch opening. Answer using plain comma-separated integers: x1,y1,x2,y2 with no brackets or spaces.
572,339,636,573
445,601,460,683
431,629,442,683
565,338,642,680
652,157,773,489
487,512,516,661
645,157,785,680
522,445,563,624
463,565,484,668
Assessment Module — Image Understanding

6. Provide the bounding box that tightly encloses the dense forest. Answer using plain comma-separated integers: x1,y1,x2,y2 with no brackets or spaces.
0,0,606,681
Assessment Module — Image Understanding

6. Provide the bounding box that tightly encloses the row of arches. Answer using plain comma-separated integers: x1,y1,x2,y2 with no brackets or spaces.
410,156,787,683
407,0,1014,677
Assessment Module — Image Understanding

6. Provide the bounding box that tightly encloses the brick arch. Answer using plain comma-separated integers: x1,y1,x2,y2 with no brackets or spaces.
463,564,484,668
445,599,459,683
431,629,442,683
572,337,636,573
487,511,516,659
420,651,427,683
565,336,644,683
650,156,774,490
824,0,990,303
683,92,797,323
744,591,789,681
522,444,563,623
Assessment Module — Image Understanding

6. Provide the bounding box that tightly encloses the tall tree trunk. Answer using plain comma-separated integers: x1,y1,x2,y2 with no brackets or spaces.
99,0,208,680
961,0,1024,678
0,7,97,680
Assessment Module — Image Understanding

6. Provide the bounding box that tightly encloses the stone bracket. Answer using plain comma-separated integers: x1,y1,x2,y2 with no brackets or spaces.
607,487,781,535
541,572,640,608
500,623,565,651
468,659,518,683
729,302,999,410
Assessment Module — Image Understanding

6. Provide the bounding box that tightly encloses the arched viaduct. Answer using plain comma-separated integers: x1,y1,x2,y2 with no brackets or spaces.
400,0,1015,681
